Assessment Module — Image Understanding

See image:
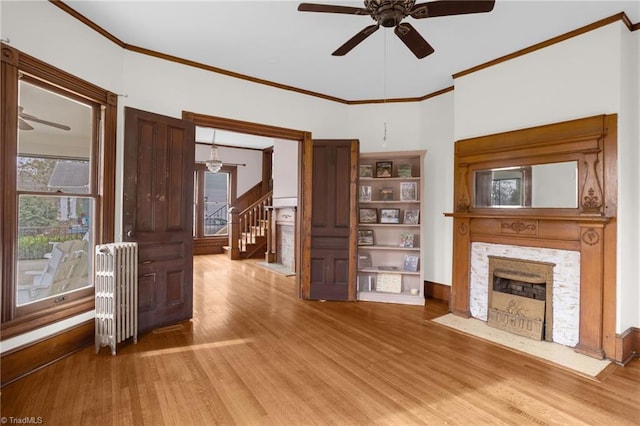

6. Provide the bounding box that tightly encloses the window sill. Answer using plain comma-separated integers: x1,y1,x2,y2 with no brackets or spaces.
1,296,94,340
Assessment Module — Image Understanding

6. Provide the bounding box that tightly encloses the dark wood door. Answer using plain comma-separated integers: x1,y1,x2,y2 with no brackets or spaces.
122,107,195,334
308,139,358,301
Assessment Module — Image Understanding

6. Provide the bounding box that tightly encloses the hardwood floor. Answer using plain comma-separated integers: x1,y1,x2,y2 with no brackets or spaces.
2,254,639,425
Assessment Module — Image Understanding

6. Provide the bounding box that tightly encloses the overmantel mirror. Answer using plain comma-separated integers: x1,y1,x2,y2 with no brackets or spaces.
453,115,616,217
473,161,578,209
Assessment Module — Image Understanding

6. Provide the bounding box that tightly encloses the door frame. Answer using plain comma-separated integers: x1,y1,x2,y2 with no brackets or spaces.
182,112,312,296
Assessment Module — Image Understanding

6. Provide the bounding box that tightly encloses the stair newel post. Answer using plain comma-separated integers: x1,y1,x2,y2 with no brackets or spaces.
228,206,241,260
265,206,275,263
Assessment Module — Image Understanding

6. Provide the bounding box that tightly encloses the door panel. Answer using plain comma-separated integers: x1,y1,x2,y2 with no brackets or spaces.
123,107,195,334
308,139,358,301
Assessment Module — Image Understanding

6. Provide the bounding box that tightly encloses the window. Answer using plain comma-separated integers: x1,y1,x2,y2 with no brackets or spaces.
203,171,229,236
193,164,236,239
1,45,116,334
15,80,96,308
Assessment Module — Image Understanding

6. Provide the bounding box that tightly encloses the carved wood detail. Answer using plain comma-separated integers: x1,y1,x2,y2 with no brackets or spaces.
582,228,600,246
457,222,468,236
500,220,538,236
456,163,471,212
581,151,604,214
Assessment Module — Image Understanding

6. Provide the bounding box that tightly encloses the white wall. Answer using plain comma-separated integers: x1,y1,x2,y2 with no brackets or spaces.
273,139,299,202
636,29,640,330
1,1,124,96
454,21,639,333
619,26,640,330
454,24,622,140
417,93,455,285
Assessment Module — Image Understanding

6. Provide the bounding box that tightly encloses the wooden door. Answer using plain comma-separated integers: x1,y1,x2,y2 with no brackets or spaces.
122,107,195,334
307,139,358,301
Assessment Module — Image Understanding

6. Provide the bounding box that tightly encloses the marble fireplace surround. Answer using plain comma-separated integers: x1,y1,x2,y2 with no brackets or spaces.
471,243,580,347
446,114,617,361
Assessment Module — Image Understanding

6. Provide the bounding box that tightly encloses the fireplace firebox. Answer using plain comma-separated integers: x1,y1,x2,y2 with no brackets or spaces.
487,256,555,341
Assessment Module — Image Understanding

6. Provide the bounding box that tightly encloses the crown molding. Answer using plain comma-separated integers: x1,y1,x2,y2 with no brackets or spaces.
50,2,637,105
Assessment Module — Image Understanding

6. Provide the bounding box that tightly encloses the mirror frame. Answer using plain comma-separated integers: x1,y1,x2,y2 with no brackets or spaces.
453,115,616,217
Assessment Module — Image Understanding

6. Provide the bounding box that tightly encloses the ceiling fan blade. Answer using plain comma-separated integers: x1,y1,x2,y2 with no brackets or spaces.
18,117,34,131
410,0,495,19
298,3,369,15
394,23,434,59
332,25,379,56
20,112,71,131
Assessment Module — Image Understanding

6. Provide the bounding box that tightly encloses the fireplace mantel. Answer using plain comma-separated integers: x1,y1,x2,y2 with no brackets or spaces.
446,114,617,361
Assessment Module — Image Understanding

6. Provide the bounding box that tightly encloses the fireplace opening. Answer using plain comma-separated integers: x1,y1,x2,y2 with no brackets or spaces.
493,274,547,300
487,256,555,342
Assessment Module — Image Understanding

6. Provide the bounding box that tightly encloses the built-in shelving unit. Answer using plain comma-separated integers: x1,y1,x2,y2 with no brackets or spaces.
357,150,425,305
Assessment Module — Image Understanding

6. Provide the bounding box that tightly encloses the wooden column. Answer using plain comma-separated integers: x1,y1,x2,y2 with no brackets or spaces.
265,207,275,263
450,217,471,317
228,207,240,260
575,224,606,359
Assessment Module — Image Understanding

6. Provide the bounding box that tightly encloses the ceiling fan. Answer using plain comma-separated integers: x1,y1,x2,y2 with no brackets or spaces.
18,106,71,131
298,0,495,58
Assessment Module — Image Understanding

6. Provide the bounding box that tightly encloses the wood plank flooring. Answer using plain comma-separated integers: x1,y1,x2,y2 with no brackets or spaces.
2,254,639,425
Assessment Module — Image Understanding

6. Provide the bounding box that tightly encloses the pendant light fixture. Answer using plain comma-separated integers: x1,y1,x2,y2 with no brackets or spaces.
206,130,223,173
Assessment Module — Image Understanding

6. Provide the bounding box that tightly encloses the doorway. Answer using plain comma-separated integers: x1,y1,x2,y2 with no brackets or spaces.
182,111,309,294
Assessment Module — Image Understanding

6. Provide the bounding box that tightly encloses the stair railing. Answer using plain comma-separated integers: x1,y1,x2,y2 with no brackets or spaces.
228,191,272,260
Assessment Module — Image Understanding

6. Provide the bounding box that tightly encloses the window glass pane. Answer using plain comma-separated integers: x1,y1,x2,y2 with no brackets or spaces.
18,156,90,194
204,171,229,236
17,80,93,193
16,195,93,306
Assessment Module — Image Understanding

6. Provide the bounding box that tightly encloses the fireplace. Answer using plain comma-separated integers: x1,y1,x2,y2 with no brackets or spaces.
447,115,617,360
487,256,554,341
275,206,296,272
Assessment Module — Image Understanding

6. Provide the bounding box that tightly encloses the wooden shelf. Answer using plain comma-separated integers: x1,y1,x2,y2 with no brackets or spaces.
358,268,420,275
356,290,424,305
357,150,426,305
358,245,420,251
360,200,421,205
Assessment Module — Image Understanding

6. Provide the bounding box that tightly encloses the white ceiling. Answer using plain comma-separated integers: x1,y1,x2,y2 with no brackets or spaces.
64,0,640,101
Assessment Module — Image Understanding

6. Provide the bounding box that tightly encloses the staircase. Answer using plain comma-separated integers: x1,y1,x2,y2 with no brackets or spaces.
227,192,273,260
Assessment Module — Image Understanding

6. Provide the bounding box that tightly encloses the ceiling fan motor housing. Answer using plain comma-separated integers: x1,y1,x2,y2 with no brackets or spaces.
366,0,416,27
